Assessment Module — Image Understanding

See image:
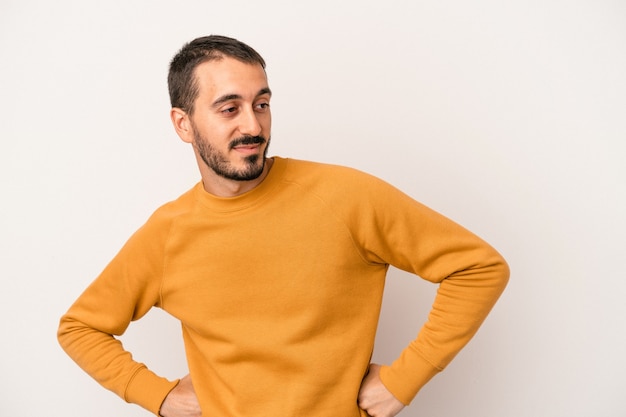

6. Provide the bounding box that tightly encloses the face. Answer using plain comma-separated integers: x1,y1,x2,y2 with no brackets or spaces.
183,57,272,182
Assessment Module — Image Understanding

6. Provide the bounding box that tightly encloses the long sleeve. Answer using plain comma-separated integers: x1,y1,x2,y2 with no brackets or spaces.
324,168,510,404
380,235,509,403
57,215,179,415
57,158,509,415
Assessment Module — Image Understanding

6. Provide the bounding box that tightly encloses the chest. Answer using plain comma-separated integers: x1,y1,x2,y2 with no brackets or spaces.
159,194,382,328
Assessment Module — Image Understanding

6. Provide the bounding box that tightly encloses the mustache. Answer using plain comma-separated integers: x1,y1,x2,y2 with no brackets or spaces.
229,135,266,150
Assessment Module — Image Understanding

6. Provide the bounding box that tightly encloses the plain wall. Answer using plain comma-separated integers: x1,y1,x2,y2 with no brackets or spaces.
1,1,625,416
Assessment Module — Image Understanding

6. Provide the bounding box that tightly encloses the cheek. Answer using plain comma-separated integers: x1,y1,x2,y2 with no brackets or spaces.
262,113,272,132
198,119,237,143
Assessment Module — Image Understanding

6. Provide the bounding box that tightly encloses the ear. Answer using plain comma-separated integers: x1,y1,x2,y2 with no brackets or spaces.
170,107,194,144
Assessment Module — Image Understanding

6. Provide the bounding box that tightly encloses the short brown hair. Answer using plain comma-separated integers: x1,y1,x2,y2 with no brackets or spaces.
168,35,266,114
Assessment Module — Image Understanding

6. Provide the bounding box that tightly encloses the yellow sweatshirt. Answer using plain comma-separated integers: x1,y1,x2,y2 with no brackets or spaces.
58,157,509,416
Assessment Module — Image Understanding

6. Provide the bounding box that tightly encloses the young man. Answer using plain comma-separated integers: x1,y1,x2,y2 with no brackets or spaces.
58,35,509,417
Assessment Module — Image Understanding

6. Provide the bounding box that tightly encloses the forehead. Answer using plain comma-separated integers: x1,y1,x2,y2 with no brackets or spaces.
193,57,269,102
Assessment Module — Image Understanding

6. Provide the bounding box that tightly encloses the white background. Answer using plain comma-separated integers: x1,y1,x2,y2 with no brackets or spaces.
1,1,625,416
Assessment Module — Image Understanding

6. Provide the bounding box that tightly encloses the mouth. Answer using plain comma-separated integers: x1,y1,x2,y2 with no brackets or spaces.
232,144,263,156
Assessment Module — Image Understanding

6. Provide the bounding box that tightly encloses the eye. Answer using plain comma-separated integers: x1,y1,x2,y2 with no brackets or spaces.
221,106,238,115
255,102,270,112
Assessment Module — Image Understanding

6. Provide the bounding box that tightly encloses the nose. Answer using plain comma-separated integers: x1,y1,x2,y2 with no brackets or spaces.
239,107,263,137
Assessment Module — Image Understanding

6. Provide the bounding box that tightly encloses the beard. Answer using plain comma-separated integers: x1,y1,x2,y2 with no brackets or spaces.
193,129,270,181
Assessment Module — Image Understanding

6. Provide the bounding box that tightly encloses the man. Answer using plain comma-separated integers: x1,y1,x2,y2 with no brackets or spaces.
58,35,509,417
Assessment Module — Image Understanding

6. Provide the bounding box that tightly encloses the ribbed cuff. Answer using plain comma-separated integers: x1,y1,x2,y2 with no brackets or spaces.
379,350,441,405
124,366,180,415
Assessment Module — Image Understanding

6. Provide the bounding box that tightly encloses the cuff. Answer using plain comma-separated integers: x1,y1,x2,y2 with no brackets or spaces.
124,366,180,415
380,349,441,405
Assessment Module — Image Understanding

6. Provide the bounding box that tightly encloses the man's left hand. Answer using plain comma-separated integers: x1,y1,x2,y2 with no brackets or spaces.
358,363,405,417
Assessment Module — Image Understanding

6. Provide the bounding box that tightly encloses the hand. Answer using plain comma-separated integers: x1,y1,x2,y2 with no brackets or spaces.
159,374,202,417
358,364,405,417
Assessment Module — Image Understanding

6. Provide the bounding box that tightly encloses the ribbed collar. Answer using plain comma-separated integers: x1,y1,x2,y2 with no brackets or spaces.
192,156,288,213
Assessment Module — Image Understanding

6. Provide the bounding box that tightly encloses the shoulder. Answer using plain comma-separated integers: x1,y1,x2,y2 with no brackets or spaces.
278,158,402,203
280,157,384,190
275,157,412,219
132,183,200,240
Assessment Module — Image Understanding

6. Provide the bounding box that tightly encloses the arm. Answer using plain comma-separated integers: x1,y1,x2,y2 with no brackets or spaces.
57,217,179,415
336,170,510,405
378,228,509,404
58,313,178,415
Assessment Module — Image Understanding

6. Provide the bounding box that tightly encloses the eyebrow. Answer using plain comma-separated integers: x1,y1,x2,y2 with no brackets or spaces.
211,87,272,108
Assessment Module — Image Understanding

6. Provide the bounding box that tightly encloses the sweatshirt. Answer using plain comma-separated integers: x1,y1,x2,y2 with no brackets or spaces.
58,157,509,416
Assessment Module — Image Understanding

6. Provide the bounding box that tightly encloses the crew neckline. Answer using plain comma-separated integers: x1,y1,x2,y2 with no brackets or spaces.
193,156,288,213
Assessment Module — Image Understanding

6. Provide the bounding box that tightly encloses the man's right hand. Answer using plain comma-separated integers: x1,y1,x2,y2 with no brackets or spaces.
159,374,202,417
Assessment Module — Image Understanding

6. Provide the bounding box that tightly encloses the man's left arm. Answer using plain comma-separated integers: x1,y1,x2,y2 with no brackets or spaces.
345,173,510,407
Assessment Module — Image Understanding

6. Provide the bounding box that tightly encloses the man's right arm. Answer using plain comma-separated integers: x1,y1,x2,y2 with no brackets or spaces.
57,217,179,415
58,312,178,415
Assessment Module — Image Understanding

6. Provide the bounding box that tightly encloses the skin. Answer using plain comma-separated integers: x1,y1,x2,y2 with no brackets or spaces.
170,57,273,197
162,56,405,417
358,364,406,417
